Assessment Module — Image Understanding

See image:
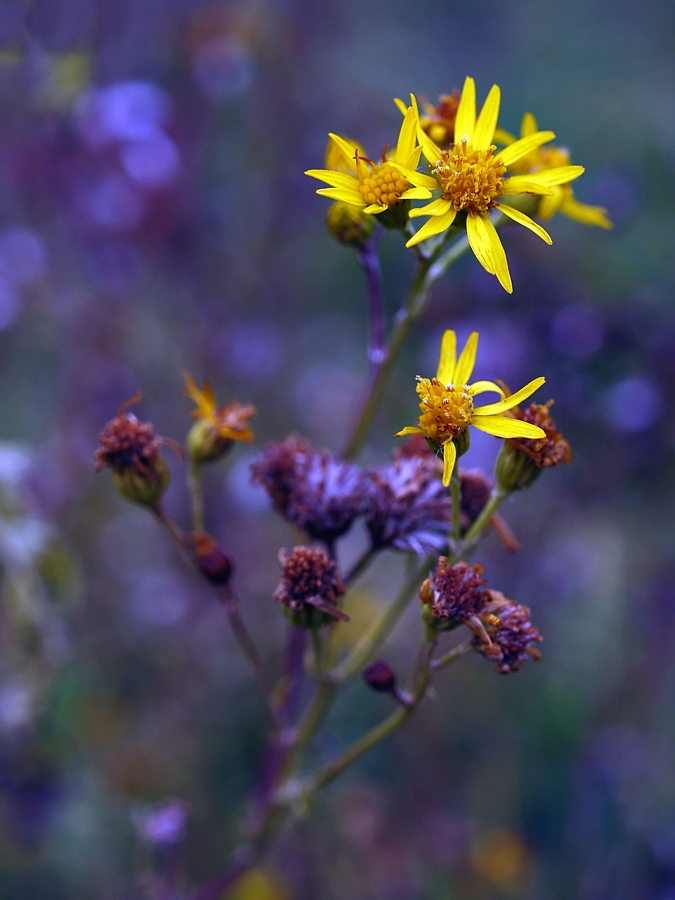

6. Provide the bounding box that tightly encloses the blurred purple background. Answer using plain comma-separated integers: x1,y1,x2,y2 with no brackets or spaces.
0,0,674,898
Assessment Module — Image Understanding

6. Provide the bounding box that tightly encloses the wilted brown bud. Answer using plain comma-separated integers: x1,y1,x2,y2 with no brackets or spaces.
496,401,571,492
460,469,492,532
273,546,347,629
94,394,170,507
188,532,233,586
363,660,397,694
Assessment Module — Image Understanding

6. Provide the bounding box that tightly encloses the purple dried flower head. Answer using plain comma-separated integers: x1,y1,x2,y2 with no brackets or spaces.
365,456,450,555
252,436,366,543
273,546,347,629
473,589,542,674
419,557,486,631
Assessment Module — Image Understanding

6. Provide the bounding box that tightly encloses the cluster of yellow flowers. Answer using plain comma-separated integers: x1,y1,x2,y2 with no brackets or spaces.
306,77,611,294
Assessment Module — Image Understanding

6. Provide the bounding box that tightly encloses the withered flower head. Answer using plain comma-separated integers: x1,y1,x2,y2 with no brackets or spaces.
418,89,461,147
251,437,367,545
365,455,450,555
496,398,571,492
419,557,486,631
94,393,170,507
473,589,542,674
187,532,232,586
184,371,256,465
273,546,347,629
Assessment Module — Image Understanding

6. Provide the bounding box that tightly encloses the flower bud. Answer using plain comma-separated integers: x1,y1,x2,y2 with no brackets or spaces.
183,372,255,466
325,201,377,246
188,532,233,586
111,455,170,507
186,418,234,465
363,660,397,694
495,440,542,492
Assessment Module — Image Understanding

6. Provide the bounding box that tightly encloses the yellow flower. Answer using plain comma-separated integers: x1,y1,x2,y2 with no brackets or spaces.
305,100,432,215
503,113,612,229
183,371,255,464
394,78,586,293
395,330,547,486
321,136,377,245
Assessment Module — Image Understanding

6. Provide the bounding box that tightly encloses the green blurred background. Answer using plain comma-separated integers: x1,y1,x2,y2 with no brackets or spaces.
0,0,674,897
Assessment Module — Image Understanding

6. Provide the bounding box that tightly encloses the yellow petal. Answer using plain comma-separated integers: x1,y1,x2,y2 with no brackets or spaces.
390,162,439,191
394,97,408,116
473,83,501,150
328,133,360,166
497,204,553,244
405,208,457,247
498,130,555,167
520,112,538,138
455,76,476,143
537,186,565,220
403,144,424,169
466,214,494,274
395,425,423,437
470,380,504,398
442,439,457,487
516,165,585,188
410,92,443,165
396,105,417,166
501,175,556,197
560,194,613,229
436,329,457,384
305,169,359,190
363,203,388,213
454,331,479,386
482,216,512,293
400,187,433,201
494,126,517,145
409,197,453,218
471,416,546,439
473,376,545,416
316,187,365,205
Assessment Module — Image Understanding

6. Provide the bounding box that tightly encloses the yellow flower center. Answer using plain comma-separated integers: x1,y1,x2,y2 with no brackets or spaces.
536,145,570,170
357,158,409,208
433,139,506,215
416,377,474,444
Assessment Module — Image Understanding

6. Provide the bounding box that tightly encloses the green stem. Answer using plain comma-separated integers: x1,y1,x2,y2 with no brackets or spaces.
341,229,472,461
450,461,461,546
459,487,510,559
344,548,376,586
334,554,434,683
189,460,205,532
430,639,473,672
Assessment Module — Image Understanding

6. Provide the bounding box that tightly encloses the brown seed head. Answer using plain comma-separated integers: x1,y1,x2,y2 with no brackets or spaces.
363,660,397,693
474,589,542,674
94,394,161,479
273,546,347,628
423,557,486,626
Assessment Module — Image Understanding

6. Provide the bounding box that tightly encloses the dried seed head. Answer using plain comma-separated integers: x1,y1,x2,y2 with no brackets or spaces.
421,557,486,631
94,394,170,506
473,589,542,674
251,437,367,544
496,400,571,492
273,546,347,629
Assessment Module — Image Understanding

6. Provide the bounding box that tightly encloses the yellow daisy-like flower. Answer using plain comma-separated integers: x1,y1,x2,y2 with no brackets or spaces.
503,113,612,229
395,330,547,486
394,78,586,293
183,371,256,464
305,100,432,215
